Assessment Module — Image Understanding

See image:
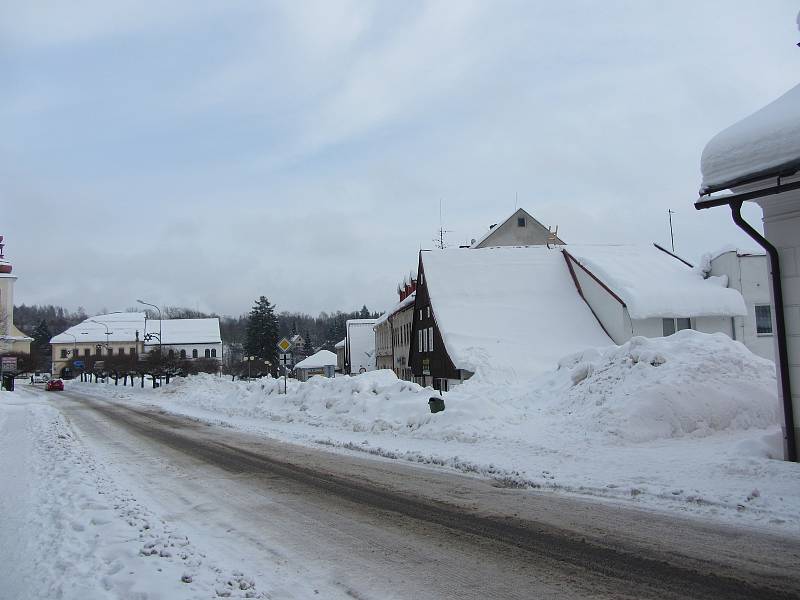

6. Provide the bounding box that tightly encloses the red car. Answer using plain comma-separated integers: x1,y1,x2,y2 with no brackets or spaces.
45,379,64,391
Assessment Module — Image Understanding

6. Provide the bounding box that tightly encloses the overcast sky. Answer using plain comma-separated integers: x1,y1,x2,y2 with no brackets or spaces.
2,1,798,318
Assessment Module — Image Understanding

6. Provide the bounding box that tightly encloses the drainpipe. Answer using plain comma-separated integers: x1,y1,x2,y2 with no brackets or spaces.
729,200,797,462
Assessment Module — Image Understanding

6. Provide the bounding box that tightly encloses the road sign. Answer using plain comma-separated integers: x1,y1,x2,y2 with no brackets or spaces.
1,356,17,372
279,352,293,366
94,361,105,371
277,338,292,353
73,360,85,369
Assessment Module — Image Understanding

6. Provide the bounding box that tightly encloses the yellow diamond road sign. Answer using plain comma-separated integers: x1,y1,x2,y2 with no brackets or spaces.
277,338,292,352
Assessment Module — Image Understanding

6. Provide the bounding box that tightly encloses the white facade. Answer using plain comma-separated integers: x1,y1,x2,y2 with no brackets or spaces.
0,249,32,355
757,188,800,458
471,208,563,248
345,319,377,374
709,250,775,361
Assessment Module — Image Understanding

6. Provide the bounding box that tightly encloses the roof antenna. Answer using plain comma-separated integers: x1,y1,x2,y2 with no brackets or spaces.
434,198,451,249
514,192,518,211
668,209,676,252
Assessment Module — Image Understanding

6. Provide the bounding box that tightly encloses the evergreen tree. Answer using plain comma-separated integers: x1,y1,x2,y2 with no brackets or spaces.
291,320,298,337
302,331,314,357
32,319,52,369
359,305,370,319
244,296,279,369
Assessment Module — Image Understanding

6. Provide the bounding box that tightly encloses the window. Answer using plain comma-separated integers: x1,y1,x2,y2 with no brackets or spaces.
107,347,113,356
418,329,423,352
205,349,211,358
428,327,434,352
95,346,101,356
419,309,423,320
426,306,430,318
118,348,125,355
180,349,186,359
517,217,526,227
192,349,198,358
211,349,217,358
84,348,90,357
168,349,175,359
755,305,773,335
129,347,135,355
60,349,68,359
662,318,691,337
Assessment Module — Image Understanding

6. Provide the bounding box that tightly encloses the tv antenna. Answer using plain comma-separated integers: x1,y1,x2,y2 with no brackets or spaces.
434,198,452,249
668,209,676,252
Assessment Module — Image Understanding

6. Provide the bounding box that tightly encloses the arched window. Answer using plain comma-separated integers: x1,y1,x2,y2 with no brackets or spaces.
180,349,186,359
204,349,210,358
168,349,174,359
192,349,198,359
211,349,217,358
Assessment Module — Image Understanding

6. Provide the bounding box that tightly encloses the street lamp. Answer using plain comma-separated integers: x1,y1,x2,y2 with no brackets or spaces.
137,299,162,381
88,320,113,352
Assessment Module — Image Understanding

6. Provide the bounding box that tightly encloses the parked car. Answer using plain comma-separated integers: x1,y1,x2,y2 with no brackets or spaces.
32,372,51,384
45,379,64,391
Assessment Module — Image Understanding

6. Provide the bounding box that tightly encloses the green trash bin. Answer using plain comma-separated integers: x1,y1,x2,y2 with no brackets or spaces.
428,396,445,413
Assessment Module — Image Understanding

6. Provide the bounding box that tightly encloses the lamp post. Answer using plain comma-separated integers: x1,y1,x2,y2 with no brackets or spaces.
137,299,162,383
63,332,77,378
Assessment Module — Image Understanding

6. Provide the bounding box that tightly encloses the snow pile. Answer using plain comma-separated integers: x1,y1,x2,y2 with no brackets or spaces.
552,330,778,442
701,81,800,192
139,331,776,445
158,370,432,433
565,245,747,319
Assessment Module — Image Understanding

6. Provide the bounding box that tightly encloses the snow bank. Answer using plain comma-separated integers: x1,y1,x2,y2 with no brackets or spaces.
552,330,777,442
139,331,776,445
159,370,433,433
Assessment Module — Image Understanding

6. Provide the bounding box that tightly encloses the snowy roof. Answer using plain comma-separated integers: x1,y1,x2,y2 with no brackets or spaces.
294,350,337,370
334,338,346,349
374,292,416,327
564,245,747,319
420,247,611,377
51,313,222,345
700,82,800,193
50,312,147,344
146,318,221,345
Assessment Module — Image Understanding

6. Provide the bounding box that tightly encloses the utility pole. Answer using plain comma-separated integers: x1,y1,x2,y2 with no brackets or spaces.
668,209,676,252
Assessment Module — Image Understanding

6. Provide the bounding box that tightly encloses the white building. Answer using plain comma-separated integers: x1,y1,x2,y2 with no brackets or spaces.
334,338,346,373
344,319,377,375
294,350,337,381
706,248,774,361
696,60,800,460
50,313,222,376
0,236,32,355
470,208,564,248
562,245,747,345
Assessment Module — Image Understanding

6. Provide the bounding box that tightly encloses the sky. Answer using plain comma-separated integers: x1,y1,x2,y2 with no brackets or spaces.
2,1,798,318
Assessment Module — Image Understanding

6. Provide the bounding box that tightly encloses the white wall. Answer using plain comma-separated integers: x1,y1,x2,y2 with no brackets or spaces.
757,189,800,458
710,251,774,361
569,260,629,343
157,343,222,360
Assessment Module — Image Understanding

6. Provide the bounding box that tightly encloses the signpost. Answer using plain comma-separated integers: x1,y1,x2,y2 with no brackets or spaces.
1,356,17,391
277,340,293,394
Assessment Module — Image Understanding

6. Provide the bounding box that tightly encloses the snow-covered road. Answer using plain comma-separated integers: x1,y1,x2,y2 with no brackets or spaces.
3,385,799,599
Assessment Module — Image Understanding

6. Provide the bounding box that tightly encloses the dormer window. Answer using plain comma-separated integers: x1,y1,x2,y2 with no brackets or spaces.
517,217,526,227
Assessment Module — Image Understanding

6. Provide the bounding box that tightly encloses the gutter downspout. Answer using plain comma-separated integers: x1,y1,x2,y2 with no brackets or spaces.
729,200,797,462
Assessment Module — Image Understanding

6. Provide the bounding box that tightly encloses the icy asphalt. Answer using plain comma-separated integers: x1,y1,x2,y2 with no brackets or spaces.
2,385,799,599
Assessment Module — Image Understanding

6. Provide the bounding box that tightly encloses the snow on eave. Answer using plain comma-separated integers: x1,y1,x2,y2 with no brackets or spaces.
334,339,346,349
564,245,747,319
700,82,800,194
